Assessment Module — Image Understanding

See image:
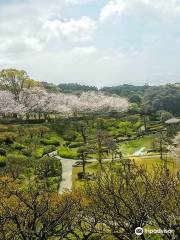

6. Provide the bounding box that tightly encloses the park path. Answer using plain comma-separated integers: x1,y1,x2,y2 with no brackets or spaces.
48,151,97,193
49,149,161,193
48,151,78,193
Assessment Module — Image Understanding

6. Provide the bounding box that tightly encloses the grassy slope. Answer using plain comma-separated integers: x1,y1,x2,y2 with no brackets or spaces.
120,135,155,155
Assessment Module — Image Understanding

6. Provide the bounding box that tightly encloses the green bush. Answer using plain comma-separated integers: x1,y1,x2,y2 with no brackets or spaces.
40,137,59,146
0,148,6,156
34,145,56,158
0,156,6,167
0,133,16,144
63,130,77,141
12,143,25,150
6,154,28,178
44,145,56,154
58,146,79,159
69,142,84,148
46,177,60,191
64,141,71,147
34,148,45,158
7,154,28,162
21,148,32,157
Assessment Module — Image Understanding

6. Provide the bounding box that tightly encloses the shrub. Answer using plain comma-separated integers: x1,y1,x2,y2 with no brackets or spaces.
63,130,77,141
40,137,59,146
7,154,28,162
21,148,32,157
0,156,6,167
6,154,28,178
34,148,44,158
12,143,25,150
44,145,56,155
34,145,56,159
0,148,6,156
64,141,70,147
58,146,79,159
69,142,84,148
0,133,16,144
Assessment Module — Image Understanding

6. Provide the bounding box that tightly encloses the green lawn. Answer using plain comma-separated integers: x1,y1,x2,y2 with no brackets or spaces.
120,134,155,156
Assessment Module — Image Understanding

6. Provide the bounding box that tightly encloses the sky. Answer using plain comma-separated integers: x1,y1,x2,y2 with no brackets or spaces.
1,0,180,87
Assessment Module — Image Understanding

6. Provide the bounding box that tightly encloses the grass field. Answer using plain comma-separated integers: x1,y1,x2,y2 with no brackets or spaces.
120,134,155,155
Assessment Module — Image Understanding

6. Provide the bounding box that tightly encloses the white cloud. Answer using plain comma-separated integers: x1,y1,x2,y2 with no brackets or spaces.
0,0,180,87
100,0,180,21
100,0,125,22
43,17,96,43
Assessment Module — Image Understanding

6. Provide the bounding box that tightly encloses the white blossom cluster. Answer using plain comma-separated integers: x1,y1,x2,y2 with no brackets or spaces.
0,88,129,117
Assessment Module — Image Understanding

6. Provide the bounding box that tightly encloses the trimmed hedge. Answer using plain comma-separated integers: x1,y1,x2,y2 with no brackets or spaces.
40,137,59,146
58,146,79,159
7,154,28,162
34,145,56,158
34,148,45,158
68,142,84,148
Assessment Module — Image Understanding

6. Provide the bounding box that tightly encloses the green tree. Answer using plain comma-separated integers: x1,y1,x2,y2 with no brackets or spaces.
36,156,62,179
6,154,28,179
0,69,40,101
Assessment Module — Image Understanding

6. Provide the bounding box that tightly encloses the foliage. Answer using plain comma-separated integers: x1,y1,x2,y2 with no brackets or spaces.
58,146,79,159
142,83,180,115
0,68,40,101
12,142,25,150
69,142,84,148
102,84,149,99
0,132,16,144
34,147,45,158
6,154,28,178
35,156,62,179
0,179,79,240
84,161,180,240
58,83,98,92
0,156,6,167
0,148,6,156
40,137,60,146
34,146,56,159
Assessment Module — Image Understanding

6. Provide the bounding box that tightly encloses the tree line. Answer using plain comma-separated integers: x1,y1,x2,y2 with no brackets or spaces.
0,69,129,120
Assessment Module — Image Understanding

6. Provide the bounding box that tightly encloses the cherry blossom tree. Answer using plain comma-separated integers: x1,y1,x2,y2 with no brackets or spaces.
77,91,129,114
0,90,25,116
0,89,129,119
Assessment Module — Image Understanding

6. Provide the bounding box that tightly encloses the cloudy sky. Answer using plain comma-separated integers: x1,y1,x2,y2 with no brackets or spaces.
1,0,180,87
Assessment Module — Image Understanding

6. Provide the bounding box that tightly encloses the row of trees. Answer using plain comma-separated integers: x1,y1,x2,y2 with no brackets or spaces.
0,69,129,119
